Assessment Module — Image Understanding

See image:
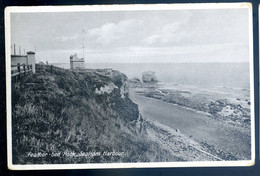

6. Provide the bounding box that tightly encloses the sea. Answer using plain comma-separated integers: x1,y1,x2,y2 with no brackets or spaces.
52,62,250,89
51,62,251,102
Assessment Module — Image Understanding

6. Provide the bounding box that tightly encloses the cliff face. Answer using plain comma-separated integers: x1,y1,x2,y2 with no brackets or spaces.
94,70,138,122
84,69,139,123
12,68,175,164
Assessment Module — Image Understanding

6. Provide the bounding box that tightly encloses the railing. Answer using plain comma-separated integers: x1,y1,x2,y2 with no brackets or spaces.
35,64,67,73
11,63,32,78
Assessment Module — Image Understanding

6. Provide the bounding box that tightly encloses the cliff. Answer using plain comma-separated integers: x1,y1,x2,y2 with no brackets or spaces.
11,68,177,164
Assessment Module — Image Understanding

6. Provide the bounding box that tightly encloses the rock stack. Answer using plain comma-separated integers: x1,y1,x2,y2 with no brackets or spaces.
142,71,158,83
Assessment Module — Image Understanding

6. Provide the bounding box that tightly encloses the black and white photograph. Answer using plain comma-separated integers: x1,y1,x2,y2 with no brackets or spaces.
5,3,255,169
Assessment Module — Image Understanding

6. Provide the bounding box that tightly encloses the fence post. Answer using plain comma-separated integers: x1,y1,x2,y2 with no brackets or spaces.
17,63,20,79
23,64,26,75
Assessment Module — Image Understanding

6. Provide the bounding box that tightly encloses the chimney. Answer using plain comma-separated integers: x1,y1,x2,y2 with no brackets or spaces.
14,44,16,55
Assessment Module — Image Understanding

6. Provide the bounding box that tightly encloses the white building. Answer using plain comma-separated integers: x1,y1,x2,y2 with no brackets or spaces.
11,51,36,73
70,54,85,70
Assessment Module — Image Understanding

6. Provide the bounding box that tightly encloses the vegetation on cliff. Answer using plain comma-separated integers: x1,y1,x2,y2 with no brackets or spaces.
12,68,181,164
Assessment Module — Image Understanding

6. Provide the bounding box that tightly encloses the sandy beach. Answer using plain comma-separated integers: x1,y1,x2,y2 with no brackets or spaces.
129,88,251,160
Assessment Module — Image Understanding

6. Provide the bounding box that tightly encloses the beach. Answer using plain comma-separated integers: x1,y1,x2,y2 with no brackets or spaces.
129,85,251,160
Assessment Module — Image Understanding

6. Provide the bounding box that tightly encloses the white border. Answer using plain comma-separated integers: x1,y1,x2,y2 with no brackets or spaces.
5,3,255,170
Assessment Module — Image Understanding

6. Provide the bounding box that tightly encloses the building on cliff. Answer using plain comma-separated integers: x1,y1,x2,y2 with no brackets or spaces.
95,68,113,76
11,50,36,73
70,54,85,70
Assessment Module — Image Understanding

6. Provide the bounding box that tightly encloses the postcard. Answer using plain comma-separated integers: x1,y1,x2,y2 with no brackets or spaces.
5,3,255,170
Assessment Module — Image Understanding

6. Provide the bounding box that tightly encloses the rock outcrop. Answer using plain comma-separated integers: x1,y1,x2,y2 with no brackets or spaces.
142,71,158,83
129,77,141,83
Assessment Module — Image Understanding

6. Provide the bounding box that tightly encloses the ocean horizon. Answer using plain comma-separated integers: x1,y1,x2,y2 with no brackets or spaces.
52,62,250,90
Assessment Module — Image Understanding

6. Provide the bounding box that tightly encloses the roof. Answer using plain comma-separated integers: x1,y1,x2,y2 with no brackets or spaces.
27,51,35,54
11,55,27,57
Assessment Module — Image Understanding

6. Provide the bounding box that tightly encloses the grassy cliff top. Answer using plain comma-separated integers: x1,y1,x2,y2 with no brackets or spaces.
11,68,178,164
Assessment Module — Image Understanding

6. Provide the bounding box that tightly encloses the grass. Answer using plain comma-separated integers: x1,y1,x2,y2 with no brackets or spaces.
12,68,180,164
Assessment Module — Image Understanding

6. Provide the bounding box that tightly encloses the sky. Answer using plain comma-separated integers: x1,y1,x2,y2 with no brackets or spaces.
10,8,250,63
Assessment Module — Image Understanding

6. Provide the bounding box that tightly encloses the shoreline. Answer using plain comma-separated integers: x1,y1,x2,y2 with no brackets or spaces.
129,86,251,160
131,82,251,129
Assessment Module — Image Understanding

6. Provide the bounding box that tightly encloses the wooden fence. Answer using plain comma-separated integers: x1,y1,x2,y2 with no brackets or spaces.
11,63,32,78
11,63,71,82
35,64,66,73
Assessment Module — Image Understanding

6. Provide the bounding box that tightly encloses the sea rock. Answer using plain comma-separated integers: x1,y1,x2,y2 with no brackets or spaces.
142,71,158,83
129,77,141,83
